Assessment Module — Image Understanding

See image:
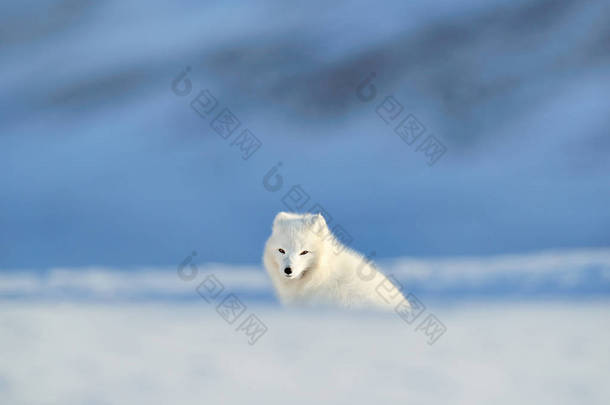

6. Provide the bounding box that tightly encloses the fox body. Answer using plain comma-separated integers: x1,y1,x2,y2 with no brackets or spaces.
263,212,408,310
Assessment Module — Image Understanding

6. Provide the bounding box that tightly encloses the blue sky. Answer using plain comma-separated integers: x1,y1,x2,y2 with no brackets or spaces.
1,0,609,269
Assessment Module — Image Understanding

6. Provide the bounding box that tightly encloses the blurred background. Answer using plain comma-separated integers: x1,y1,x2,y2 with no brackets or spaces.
1,0,609,404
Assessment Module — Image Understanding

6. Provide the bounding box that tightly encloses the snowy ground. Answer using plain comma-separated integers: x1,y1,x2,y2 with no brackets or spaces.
1,301,608,404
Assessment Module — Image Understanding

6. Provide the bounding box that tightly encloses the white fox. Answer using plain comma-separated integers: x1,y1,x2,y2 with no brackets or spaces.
263,212,409,310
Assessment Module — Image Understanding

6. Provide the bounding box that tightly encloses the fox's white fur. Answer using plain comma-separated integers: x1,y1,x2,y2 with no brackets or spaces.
263,212,409,310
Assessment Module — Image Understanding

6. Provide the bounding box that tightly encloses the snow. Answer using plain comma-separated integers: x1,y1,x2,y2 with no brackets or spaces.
1,249,609,403
0,301,608,404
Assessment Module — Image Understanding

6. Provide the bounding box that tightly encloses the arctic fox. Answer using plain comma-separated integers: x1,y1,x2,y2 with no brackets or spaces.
263,212,409,310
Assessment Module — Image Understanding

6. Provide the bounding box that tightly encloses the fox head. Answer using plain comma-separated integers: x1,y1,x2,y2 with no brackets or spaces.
265,212,328,280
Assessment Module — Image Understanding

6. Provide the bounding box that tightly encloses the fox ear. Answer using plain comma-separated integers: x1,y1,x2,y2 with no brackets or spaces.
311,213,328,229
273,212,290,227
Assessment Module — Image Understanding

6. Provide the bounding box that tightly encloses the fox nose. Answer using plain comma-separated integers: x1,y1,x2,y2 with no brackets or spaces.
284,267,292,275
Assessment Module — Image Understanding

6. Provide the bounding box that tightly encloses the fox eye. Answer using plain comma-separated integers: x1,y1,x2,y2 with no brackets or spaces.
300,250,309,255
278,248,285,254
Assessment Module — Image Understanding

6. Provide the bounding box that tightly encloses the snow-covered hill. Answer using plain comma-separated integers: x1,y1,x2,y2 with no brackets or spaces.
2,248,609,302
